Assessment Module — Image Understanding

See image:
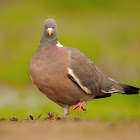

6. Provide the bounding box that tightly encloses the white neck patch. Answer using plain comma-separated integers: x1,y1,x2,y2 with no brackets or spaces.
56,42,63,47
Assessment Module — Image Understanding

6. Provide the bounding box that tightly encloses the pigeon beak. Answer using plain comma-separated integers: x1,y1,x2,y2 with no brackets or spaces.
47,28,53,36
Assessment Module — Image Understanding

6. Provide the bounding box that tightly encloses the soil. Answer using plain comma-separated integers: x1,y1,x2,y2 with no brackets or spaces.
0,119,140,140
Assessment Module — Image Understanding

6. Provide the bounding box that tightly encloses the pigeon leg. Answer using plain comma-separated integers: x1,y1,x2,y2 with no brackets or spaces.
68,101,86,115
63,105,70,116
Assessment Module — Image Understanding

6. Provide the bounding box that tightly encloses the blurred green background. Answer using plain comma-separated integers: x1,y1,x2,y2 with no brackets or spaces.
0,0,140,120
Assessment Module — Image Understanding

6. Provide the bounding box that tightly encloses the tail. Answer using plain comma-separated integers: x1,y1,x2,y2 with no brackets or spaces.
120,83,140,95
93,83,139,100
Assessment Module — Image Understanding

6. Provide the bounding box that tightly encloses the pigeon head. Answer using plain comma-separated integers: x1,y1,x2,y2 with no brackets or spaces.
44,19,57,37
41,18,58,45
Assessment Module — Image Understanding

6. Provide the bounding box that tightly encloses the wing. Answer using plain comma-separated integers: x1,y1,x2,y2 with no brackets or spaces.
68,47,122,97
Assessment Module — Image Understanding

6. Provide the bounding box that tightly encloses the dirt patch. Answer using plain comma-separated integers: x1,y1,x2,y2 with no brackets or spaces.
0,119,140,140
0,113,140,140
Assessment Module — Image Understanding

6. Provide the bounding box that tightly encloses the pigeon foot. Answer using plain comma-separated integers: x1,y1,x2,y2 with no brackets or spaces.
68,101,86,115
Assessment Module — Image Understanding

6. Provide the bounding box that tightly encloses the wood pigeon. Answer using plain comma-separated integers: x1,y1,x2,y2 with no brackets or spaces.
29,19,140,116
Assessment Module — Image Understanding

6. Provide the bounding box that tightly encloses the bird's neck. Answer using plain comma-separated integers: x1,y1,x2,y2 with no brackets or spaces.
40,36,58,47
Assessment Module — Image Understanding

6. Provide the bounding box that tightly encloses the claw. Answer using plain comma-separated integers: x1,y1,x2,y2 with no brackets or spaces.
81,106,87,112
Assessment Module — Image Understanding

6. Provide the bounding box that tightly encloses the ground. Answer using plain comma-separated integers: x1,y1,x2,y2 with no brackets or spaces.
0,117,140,140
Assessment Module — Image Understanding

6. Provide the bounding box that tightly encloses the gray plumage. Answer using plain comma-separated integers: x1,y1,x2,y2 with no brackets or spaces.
29,19,140,115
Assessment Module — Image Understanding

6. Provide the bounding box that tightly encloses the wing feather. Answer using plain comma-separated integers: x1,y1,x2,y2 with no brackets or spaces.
67,47,121,97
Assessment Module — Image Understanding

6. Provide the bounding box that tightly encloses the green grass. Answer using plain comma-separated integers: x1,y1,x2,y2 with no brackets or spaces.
0,88,140,120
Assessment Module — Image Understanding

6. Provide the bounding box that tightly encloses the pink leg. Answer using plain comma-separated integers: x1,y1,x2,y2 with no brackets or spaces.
68,101,86,115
